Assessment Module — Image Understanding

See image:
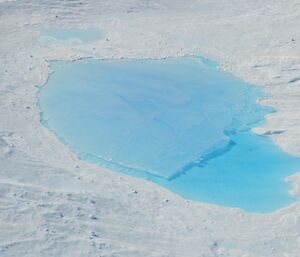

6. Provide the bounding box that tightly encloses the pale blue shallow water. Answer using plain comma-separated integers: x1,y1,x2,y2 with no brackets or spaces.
39,57,300,212
38,28,103,44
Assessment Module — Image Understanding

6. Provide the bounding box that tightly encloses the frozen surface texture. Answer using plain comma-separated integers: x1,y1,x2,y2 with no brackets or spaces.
1,0,300,256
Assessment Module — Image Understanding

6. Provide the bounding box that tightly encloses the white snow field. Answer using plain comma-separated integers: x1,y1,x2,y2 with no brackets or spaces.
1,0,300,256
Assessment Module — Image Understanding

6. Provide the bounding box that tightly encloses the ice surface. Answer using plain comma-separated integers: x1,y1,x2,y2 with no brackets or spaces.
2,0,300,255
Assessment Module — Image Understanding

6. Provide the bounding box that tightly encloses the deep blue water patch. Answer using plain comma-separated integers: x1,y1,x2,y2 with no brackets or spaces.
39,57,300,212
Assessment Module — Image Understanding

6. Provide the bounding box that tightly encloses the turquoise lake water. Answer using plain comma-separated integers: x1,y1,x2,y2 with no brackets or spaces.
38,28,103,45
39,57,300,212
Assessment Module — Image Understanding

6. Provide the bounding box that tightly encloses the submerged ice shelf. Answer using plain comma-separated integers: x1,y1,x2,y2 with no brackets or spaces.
39,57,300,212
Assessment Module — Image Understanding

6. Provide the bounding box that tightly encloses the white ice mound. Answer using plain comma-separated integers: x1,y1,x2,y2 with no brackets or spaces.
0,137,13,158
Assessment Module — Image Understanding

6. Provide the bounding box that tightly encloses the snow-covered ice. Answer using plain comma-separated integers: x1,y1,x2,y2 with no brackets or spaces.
1,0,300,256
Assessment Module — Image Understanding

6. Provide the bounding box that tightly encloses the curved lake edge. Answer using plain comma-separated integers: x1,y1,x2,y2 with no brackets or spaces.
37,55,300,213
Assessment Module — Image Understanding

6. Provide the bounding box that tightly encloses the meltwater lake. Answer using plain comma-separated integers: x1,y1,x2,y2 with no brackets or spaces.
39,57,300,213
